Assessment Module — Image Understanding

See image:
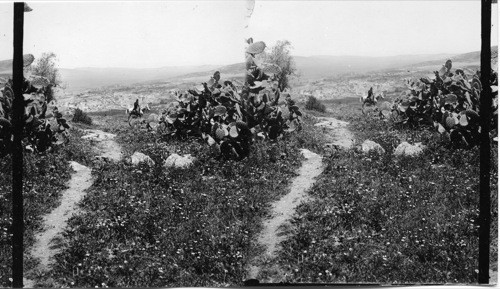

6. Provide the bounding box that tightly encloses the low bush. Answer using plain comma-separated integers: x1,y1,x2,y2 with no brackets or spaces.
72,109,93,126
305,96,326,113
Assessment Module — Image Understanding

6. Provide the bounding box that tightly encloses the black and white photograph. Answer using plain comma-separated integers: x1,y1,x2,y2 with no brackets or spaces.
0,0,498,287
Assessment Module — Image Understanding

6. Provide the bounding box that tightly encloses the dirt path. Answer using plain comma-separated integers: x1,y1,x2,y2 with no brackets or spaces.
314,117,354,149
246,117,354,283
24,130,121,287
247,149,324,282
81,129,122,161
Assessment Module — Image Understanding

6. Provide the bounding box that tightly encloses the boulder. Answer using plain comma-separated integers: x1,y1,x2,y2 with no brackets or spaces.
130,152,155,166
164,153,195,169
361,140,385,154
394,142,426,157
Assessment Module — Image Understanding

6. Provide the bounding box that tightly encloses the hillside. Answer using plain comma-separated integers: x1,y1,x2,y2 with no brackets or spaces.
293,53,454,79
59,65,219,92
409,46,498,69
0,48,494,92
163,53,455,83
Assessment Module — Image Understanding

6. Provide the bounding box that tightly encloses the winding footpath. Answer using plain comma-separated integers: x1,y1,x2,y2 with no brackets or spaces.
24,129,122,288
247,117,353,283
314,116,355,149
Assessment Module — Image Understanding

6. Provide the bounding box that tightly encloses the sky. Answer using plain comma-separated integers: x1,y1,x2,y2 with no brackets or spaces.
0,1,498,69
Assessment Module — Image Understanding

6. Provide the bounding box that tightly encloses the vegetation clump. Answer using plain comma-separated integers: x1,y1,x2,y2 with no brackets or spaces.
0,53,69,156
387,59,498,148
72,108,93,125
153,39,302,160
305,96,326,113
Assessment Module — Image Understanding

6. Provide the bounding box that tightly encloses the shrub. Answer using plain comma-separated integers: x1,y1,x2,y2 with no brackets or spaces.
388,60,498,148
305,96,326,113
154,38,303,161
72,108,92,125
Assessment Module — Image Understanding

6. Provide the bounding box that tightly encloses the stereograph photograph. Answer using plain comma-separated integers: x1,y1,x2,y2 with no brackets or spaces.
0,0,498,287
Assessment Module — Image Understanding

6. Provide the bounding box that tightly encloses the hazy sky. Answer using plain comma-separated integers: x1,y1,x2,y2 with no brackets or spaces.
0,1,498,68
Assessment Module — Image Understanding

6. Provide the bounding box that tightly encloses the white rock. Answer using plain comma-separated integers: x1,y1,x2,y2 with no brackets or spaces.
394,142,426,157
361,140,385,154
81,130,116,142
130,152,155,166
314,117,349,129
164,153,195,169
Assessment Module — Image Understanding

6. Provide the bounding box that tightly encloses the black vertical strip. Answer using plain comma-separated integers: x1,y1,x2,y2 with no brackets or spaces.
11,2,24,288
478,0,492,284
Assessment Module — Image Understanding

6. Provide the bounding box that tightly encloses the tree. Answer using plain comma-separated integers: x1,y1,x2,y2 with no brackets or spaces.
262,40,297,91
30,52,61,102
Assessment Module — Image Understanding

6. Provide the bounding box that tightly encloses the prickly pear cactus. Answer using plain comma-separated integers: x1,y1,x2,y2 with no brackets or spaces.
0,75,67,157
390,59,498,148
154,38,302,160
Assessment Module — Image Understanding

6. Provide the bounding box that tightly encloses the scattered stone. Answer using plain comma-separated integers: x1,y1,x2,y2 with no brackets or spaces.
81,130,116,141
361,140,385,154
164,153,195,169
130,152,155,166
314,118,349,129
394,142,426,157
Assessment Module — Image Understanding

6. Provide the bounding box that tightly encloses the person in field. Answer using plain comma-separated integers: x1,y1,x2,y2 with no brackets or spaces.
367,87,374,103
132,99,140,116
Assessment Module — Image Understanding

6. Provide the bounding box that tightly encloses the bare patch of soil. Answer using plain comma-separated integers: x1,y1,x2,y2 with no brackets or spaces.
314,117,354,149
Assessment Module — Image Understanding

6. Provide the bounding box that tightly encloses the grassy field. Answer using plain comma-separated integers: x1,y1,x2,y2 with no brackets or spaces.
30,111,328,287
272,99,498,284
0,95,497,286
0,130,94,287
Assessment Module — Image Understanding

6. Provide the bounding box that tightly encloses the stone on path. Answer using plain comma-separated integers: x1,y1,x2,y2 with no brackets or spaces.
314,117,354,149
163,153,195,169
81,129,122,161
361,139,385,154
130,152,155,166
394,141,426,157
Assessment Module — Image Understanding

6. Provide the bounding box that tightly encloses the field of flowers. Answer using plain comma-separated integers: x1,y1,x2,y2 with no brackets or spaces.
0,129,94,287
271,103,498,284
1,92,496,286
32,114,327,287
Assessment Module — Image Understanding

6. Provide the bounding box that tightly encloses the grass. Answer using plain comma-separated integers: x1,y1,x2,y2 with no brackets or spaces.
270,99,498,284
1,96,496,286
0,129,94,287
32,112,328,287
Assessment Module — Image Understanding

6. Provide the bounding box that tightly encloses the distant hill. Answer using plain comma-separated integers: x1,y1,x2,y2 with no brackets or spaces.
293,54,457,79
161,53,456,83
0,58,14,80
174,48,497,82
0,47,495,91
0,58,220,91
59,65,219,92
409,46,498,68
0,59,12,74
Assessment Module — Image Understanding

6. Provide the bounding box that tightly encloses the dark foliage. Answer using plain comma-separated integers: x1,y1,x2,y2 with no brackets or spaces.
305,96,327,113
72,108,93,126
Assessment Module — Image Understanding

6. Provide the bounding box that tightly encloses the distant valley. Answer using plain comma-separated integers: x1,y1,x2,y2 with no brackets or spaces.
0,47,496,93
